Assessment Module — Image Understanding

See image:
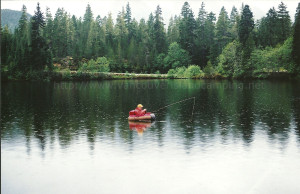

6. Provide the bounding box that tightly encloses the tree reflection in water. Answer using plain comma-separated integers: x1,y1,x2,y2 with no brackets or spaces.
1,80,300,153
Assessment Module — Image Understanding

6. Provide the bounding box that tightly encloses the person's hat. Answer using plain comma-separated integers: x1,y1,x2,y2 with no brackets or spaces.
137,104,143,108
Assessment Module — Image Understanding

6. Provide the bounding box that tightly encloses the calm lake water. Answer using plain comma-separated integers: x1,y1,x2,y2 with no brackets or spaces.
1,80,300,194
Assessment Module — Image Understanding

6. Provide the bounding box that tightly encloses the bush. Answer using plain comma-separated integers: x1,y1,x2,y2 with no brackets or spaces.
61,69,72,80
24,71,44,80
167,69,176,78
154,53,166,72
184,65,203,78
217,40,240,77
250,38,295,74
96,57,110,72
78,57,110,72
164,42,191,70
203,62,216,76
175,67,187,78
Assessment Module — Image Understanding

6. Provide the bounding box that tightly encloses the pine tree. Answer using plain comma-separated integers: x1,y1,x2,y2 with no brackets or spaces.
125,2,134,44
277,2,291,43
229,6,238,27
137,18,149,71
256,17,267,47
229,6,239,40
115,9,128,61
53,8,72,57
195,2,207,67
30,2,51,71
4,1,297,76
44,7,53,46
167,16,180,44
1,25,13,67
105,13,115,59
292,3,300,73
167,16,174,44
146,12,156,68
238,5,254,46
214,7,231,64
179,2,196,64
153,5,167,54
82,4,93,57
96,15,107,57
11,5,31,73
86,21,98,58
125,2,132,28
238,4,255,76
147,13,155,40
266,7,279,47
198,2,206,27
206,12,217,65
256,7,282,48
71,15,82,59
18,5,29,32
12,5,30,72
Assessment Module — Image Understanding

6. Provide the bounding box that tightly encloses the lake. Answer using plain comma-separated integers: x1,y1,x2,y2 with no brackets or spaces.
1,80,300,194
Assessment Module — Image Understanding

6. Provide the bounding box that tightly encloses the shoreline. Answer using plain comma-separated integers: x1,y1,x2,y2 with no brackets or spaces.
1,71,298,81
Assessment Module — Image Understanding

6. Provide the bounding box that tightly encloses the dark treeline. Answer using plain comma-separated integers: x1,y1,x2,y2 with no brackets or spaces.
1,2,300,79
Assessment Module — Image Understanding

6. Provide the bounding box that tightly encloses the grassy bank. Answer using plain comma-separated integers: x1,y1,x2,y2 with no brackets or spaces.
2,70,298,81
1,71,168,81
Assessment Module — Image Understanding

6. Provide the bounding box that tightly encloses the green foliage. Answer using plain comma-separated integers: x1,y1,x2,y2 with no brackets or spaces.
61,69,72,80
257,3,291,48
154,5,167,54
167,16,180,44
292,3,300,74
184,65,203,78
52,8,74,58
251,37,295,73
78,57,110,72
238,5,254,46
30,3,52,71
1,25,13,66
12,5,30,73
203,61,216,76
174,66,187,78
163,42,191,70
167,69,176,78
277,2,292,43
2,2,297,80
179,2,197,64
217,40,241,77
166,65,203,78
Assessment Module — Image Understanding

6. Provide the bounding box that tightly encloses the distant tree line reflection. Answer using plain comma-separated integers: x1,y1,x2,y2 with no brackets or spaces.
1,80,300,154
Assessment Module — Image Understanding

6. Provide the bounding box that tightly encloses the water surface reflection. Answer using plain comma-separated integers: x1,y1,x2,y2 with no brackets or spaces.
2,80,300,193
1,80,300,152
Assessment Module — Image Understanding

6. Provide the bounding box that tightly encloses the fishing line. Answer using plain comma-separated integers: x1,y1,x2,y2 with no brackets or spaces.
96,97,196,122
152,97,196,122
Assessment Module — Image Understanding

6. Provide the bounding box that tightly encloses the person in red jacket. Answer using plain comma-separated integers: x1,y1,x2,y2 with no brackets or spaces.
134,104,147,116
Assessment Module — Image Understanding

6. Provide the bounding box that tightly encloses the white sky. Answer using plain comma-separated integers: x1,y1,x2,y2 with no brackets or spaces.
1,0,299,26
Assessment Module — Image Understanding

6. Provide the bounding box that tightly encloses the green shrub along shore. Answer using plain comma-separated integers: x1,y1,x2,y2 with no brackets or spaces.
1,53,298,81
1,2,300,81
1,64,297,81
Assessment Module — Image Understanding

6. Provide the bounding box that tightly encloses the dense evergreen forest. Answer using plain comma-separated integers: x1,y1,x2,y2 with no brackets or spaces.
1,2,300,80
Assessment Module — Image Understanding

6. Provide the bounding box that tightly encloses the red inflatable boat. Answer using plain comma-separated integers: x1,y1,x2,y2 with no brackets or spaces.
128,110,156,121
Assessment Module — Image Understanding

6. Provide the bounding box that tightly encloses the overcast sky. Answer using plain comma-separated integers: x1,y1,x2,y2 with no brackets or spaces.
2,0,299,25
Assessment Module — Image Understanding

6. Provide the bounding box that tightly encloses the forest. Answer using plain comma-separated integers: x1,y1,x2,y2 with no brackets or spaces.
1,1,300,80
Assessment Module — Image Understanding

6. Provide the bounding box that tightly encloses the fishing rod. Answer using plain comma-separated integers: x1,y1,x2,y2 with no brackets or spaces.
152,96,196,122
